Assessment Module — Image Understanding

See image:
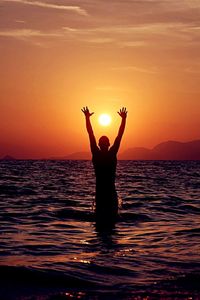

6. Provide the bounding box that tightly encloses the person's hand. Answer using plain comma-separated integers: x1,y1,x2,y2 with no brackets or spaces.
81,106,94,117
118,107,127,119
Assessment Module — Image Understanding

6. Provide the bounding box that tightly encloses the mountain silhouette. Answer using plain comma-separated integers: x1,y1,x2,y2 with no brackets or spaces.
119,140,200,160
49,152,91,160
50,140,200,160
0,155,16,160
2,140,199,160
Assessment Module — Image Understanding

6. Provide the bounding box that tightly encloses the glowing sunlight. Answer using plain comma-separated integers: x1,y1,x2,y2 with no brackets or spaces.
98,114,112,126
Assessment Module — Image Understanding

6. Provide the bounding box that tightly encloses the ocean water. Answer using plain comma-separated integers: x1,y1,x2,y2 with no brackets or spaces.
0,160,200,300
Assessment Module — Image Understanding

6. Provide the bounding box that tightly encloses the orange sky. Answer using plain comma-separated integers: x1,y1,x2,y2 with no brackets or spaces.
0,0,200,158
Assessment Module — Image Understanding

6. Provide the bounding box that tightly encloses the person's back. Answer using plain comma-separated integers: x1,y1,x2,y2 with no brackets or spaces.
82,106,127,227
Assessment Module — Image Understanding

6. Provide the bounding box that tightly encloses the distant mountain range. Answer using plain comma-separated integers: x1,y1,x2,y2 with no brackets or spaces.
0,155,16,160
50,140,200,160
119,140,200,160
49,152,91,160
1,140,200,160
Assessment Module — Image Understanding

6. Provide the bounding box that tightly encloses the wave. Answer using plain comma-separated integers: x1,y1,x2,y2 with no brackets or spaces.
54,208,94,222
0,265,200,300
174,227,200,237
0,265,95,288
119,212,152,222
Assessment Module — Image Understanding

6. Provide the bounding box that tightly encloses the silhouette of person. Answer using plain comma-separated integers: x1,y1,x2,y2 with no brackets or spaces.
82,106,127,228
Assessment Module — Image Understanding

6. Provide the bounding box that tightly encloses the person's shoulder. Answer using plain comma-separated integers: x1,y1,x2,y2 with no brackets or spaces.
109,145,116,153
92,146,100,155
109,147,117,157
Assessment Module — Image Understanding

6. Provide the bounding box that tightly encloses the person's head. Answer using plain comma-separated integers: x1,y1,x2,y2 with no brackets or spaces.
98,136,110,151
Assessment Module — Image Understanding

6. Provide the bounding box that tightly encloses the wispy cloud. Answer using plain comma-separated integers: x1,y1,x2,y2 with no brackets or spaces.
15,20,26,23
62,22,200,47
2,0,88,16
184,62,200,74
111,66,158,74
0,28,61,38
95,85,126,91
0,21,199,49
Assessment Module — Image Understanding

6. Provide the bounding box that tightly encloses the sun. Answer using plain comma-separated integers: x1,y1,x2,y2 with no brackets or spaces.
98,114,111,126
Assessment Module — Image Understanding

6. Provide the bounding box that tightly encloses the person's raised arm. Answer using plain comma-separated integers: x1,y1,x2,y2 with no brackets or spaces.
111,107,127,154
81,106,98,154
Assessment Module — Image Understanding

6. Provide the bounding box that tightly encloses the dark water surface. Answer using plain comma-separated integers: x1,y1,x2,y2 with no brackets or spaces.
0,160,200,299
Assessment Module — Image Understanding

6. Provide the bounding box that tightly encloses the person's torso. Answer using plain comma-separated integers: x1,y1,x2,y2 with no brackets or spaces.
92,149,117,188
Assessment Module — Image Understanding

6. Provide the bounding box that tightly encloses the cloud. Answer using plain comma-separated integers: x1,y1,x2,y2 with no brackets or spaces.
111,66,158,74
184,62,200,74
0,3,199,51
0,28,61,38
1,22,199,49
2,0,88,16
62,22,200,47
95,85,126,91
0,28,64,46
15,20,26,23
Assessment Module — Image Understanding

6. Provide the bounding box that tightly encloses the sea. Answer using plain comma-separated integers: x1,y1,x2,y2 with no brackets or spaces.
0,160,200,300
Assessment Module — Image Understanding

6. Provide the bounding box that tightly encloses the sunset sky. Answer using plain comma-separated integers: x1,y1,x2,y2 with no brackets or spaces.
0,0,200,158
